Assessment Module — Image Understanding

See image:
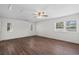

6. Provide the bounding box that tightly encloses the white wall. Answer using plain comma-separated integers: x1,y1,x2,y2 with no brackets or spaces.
0,14,79,44
0,18,34,40
36,13,79,44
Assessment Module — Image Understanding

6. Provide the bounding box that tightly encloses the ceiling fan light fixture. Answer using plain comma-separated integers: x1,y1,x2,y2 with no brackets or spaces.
34,10,48,18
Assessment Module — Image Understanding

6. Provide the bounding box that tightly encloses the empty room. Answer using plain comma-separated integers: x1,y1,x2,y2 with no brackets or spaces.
0,4,79,55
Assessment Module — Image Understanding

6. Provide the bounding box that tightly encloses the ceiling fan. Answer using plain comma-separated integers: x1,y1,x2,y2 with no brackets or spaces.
34,10,48,18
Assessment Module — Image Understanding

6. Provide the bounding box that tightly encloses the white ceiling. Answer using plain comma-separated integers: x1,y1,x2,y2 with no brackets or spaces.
0,4,79,22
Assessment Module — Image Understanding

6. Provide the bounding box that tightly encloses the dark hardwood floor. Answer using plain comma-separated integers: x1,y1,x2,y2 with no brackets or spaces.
0,35,79,55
